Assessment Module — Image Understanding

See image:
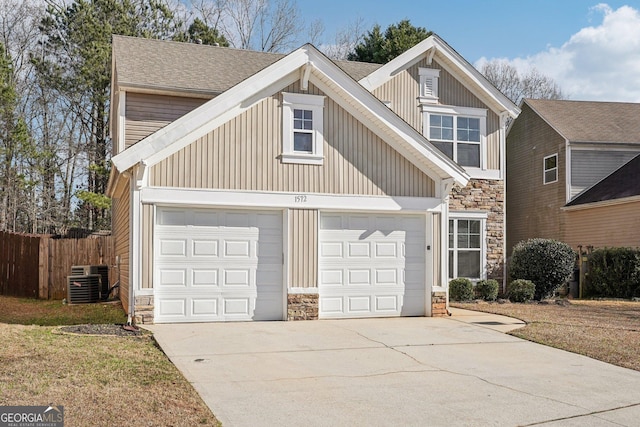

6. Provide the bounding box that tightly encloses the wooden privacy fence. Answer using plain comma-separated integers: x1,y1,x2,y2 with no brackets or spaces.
0,231,115,300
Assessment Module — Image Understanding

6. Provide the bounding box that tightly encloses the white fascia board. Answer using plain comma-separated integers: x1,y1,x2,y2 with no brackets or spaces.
111,48,310,173
141,187,445,213
562,195,640,211
306,49,469,187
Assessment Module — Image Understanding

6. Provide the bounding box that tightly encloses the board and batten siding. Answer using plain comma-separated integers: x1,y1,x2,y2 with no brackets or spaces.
371,57,502,170
125,93,208,150
112,177,131,313
289,209,318,288
564,201,640,249
141,204,153,289
506,103,567,253
149,81,435,198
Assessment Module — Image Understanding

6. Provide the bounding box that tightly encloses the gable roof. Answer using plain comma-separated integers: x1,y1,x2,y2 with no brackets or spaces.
565,153,640,207
110,42,469,189
524,99,640,144
112,35,382,96
359,34,520,119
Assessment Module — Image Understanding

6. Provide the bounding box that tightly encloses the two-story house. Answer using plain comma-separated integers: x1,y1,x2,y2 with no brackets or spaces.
506,99,640,254
106,34,518,324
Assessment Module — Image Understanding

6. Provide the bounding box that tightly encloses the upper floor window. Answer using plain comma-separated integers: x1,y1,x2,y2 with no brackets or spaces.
424,106,486,168
419,68,440,104
543,153,558,184
282,92,325,165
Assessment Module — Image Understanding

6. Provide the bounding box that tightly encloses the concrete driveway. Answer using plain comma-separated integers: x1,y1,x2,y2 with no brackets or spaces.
147,310,640,426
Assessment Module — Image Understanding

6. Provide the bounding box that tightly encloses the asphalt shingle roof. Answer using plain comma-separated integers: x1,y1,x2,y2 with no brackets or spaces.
525,99,640,144
112,35,382,95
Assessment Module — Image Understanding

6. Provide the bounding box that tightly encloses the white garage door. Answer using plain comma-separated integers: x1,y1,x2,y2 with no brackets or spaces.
154,208,283,323
319,213,426,318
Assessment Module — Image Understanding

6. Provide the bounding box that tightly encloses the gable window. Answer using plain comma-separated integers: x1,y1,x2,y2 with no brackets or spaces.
425,107,485,168
282,92,325,165
544,153,558,184
449,215,485,280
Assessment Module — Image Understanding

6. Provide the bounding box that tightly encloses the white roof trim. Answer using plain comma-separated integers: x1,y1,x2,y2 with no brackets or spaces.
111,44,468,187
359,34,520,119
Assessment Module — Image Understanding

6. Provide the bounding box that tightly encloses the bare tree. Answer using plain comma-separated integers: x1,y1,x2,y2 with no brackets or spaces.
223,0,302,52
481,59,564,104
322,17,367,60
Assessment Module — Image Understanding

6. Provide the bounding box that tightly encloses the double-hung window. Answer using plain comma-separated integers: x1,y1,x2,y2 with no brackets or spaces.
449,215,486,280
543,153,558,184
282,92,325,165
422,105,487,169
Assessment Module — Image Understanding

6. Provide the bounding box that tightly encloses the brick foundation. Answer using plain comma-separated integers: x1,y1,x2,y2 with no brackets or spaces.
431,291,448,317
287,293,319,320
134,295,154,324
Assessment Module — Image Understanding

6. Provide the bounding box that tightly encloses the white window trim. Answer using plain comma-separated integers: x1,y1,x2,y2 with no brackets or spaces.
448,212,487,281
418,67,440,104
543,153,558,185
422,104,487,170
282,92,325,165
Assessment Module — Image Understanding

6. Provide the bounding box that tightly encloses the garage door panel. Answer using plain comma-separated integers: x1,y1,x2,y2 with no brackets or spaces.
155,208,283,323
319,213,426,319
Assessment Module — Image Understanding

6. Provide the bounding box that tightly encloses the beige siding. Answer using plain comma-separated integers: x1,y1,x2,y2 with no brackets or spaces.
150,81,435,197
564,201,640,249
372,58,501,170
506,103,567,254
112,177,131,314
141,204,154,289
125,93,208,149
289,209,318,288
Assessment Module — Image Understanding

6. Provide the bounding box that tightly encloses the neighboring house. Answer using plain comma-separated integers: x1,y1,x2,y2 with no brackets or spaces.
563,153,640,249
506,99,640,254
106,34,518,324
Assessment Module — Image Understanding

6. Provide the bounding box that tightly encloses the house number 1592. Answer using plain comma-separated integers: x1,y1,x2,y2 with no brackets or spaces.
294,195,307,203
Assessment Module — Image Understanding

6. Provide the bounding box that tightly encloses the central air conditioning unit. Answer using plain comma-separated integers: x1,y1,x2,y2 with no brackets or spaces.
71,265,109,299
67,274,101,304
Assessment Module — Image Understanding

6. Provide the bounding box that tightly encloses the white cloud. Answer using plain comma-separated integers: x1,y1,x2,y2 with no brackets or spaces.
476,4,640,102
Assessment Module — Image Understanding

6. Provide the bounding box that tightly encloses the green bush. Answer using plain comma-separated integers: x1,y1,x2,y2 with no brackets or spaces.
449,278,474,301
475,279,499,301
586,248,640,298
510,238,576,300
507,279,535,302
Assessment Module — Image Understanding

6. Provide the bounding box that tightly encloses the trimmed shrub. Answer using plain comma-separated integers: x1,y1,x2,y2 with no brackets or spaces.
475,279,499,301
449,278,474,301
508,279,535,303
586,248,640,298
510,238,576,300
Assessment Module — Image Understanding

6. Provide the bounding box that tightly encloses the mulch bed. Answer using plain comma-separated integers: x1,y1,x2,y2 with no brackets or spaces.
57,324,148,337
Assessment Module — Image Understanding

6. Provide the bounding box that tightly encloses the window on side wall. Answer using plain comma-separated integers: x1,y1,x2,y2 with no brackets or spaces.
282,92,325,165
544,153,558,184
449,217,484,280
424,106,486,169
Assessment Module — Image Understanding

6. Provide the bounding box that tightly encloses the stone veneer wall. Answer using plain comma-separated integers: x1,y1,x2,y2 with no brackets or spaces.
449,178,505,285
431,291,448,316
287,294,319,320
134,296,154,324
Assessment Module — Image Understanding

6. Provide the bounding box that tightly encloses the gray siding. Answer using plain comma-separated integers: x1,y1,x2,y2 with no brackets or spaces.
289,209,318,288
570,149,640,198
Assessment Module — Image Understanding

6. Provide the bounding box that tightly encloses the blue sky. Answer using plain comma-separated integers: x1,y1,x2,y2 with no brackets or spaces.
301,1,640,102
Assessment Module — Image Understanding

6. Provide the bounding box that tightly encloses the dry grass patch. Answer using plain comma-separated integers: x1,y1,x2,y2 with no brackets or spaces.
452,300,640,371
0,324,219,426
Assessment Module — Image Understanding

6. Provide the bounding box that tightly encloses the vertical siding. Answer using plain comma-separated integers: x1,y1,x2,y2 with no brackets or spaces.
125,93,208,149
141,204,153,289
112,177,131,314
150,81,435,197
564,202,640,249
372,58,501,170
506,103,566,254
289,209,318,288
